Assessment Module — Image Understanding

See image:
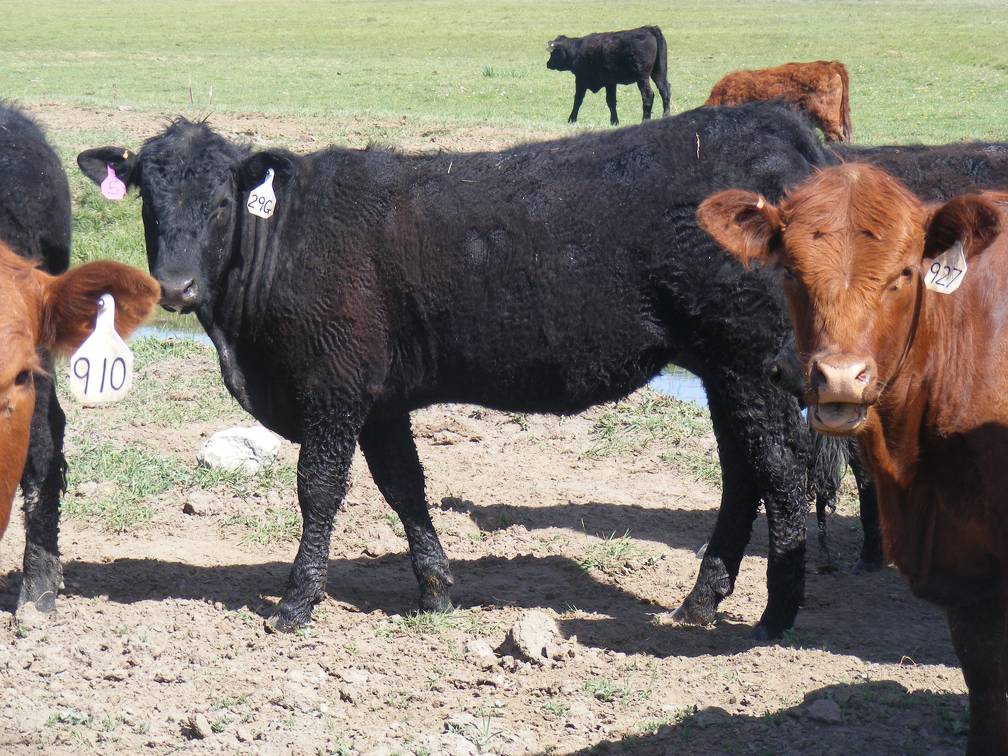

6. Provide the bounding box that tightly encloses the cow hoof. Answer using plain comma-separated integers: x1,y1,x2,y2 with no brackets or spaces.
751,620,789,642
15,590,56,616
264,613,305,634
670,600,715,627
851,558,884,575
419,587,454,613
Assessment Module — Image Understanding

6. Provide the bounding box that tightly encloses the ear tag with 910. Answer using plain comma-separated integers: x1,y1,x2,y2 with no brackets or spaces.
68,294,134,405
247,168,276,219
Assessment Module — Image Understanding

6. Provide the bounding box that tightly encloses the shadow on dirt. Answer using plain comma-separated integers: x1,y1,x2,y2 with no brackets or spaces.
2,544,955,666
569,681,967,755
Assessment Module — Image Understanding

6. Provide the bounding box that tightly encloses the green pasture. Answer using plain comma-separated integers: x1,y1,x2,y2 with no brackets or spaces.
1,0,1006,268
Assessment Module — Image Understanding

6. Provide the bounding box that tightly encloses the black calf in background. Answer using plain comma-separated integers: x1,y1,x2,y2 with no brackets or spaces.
79,102,833,638
0,102,73,612
547,26,672,125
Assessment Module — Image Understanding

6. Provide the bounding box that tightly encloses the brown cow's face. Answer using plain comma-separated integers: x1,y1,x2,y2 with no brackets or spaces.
698,164,1001,435
0,244,159,538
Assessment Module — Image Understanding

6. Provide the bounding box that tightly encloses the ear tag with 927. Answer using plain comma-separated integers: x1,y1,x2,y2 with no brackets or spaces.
68,294,134,405
924,240,967,294
246,168,276,219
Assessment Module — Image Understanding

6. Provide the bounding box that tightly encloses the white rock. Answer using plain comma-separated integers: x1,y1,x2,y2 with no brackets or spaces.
197,425,282,474
501,611,561,663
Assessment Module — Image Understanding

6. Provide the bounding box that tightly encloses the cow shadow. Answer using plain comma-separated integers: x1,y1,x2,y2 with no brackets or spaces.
567,681,967,755
439,495,721,554
1,545,955,666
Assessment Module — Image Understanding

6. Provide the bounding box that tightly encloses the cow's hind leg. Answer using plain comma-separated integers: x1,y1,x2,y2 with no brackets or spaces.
17,355,66,614
947,599,1008,754
651,70,671,116
637,79,655,120
267,411,360,632
849,439,883,572
359,412,453,612
605,84,619,126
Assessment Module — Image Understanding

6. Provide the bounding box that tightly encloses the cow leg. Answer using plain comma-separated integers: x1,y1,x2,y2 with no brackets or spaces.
568,82,587,124
17,355,66,614
947,599,1008,754
359,412,453,612
651,70,672,116
605,84,619,126
637,79,655,120
673,390,761,627
849,439,883,572
676,370,808,640
267,411,360,632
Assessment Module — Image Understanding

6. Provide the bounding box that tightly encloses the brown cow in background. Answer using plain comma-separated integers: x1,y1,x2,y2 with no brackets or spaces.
706,61,852,142
697,163,1008,754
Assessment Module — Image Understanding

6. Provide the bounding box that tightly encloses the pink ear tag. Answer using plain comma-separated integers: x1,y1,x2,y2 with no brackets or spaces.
100,165,127,201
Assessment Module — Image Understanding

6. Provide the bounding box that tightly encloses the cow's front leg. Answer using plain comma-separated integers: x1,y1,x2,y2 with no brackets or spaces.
605,84,619,125
947,599,1008,755
568,81,587,123
637,79,654,120
359,412,453,612
17,355,66,614
267,410,360,632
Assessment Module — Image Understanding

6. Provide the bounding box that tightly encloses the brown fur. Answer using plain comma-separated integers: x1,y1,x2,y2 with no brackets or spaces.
699,163,1008,753
706,61,853,142
0,242,158,538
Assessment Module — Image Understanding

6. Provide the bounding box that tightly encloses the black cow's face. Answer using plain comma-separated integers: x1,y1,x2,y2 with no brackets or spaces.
546,37,574,71
78,121,250,318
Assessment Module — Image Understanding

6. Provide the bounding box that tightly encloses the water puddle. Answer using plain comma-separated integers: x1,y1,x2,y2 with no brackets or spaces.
647,368,707,407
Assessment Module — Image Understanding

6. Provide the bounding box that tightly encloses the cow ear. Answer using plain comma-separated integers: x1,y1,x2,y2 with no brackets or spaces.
77,146,140,189
697,189,785,267
39,262,159,353
236,151,297,197
924,194,1002,261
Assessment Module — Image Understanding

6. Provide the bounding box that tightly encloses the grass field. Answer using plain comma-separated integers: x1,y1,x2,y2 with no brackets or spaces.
2,0,1006,267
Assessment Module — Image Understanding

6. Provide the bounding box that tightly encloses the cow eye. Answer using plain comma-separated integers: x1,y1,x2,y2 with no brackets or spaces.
14,370,32,388
888,267,914,292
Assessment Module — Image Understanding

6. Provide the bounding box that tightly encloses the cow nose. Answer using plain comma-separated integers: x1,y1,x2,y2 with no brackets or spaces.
809,355,876,404
159,278,198,312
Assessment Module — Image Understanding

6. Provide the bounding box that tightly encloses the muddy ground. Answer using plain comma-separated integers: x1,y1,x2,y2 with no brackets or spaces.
0,105,969,755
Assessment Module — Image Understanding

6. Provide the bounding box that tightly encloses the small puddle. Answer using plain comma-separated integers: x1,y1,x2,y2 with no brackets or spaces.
648,368,708,407
134,314,709,408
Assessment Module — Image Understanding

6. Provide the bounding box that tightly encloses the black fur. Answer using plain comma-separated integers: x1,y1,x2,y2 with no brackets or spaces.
830,141,1008,199
547,26,671,125
80,102,833,637
0,102,72,613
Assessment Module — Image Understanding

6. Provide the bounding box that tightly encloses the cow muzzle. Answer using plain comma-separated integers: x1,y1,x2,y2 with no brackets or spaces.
807,353,877,434
158,276,200,314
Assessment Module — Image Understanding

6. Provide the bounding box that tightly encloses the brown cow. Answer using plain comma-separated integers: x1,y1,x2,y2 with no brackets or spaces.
697,162,1008,753
706,61,852,142
0,242,158,537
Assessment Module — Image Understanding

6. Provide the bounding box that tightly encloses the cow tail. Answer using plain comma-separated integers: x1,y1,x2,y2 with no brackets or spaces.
809,429,847,513
649,26,669,79
835,61,852,142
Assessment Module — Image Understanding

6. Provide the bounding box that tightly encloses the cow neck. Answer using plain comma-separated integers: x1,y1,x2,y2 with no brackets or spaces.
216,193,284,345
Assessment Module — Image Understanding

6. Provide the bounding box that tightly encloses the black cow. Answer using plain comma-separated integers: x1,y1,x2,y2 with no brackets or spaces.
829,141,1008,199
547,26,671,126
79,102,832,637
0,103,73,613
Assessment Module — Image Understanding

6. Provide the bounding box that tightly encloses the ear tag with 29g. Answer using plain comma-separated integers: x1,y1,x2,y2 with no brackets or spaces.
924,240,967,294
68,294,134,405
246,168,276,219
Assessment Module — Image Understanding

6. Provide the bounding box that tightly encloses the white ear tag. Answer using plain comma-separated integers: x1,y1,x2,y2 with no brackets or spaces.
246,168,276,219
67,294,135,405
924,240,967,294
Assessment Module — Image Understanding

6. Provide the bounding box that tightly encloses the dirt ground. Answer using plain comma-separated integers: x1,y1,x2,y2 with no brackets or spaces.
0,105,969,755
